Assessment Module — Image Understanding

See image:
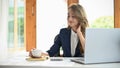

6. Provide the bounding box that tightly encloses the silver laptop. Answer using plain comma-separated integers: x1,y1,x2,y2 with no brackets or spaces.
71,28,120,64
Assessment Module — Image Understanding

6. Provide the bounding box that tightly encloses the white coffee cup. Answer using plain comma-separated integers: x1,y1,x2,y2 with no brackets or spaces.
31,49,42,58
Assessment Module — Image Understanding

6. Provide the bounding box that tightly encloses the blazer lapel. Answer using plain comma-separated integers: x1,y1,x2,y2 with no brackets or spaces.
67,29,71,56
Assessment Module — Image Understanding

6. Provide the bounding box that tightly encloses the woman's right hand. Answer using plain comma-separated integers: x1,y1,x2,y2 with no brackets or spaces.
29,49,49,58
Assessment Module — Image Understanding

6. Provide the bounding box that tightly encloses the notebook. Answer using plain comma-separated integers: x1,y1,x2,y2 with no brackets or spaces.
71,28,120,64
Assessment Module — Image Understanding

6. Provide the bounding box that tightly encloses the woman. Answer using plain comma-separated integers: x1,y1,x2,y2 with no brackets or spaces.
30,3,89,57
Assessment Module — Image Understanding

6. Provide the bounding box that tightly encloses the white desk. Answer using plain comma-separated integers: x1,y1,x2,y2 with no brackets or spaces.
0,52,120,68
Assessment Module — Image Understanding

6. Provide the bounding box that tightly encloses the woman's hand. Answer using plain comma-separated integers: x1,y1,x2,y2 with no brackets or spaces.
76,25,85,51
76,25,81,34
29,49,49,58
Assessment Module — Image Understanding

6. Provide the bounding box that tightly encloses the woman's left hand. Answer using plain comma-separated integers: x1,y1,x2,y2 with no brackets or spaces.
76,25,82,34
76,25,85,51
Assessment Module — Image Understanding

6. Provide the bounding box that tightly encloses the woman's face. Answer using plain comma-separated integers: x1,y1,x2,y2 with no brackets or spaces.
67,9,79,29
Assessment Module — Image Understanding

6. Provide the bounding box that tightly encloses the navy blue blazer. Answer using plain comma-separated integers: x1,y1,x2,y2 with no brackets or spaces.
47,28,83,57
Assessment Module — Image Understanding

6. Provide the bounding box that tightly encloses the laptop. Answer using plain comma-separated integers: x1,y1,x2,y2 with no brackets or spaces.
71,28,120,64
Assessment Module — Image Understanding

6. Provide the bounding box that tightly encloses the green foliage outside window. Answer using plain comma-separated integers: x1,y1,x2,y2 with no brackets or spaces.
90,16,114,28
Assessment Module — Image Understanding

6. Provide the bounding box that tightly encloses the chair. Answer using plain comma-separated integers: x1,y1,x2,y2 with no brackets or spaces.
53,34,61,57
54,34,63,57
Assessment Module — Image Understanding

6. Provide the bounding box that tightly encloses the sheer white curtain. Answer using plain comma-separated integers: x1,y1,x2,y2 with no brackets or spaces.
37,0,67,51
0,0,8,60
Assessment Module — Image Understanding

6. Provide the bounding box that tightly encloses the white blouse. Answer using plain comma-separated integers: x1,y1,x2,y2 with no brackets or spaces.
71,29,79,56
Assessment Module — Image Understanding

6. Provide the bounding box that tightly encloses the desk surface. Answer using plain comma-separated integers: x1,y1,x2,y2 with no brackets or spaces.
0,52,120,68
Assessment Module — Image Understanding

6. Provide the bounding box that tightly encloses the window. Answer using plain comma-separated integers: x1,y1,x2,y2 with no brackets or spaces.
80,0,114,28
8,0,25,52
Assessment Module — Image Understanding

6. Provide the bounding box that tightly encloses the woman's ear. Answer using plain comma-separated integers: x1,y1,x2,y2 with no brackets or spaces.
77,23,80,28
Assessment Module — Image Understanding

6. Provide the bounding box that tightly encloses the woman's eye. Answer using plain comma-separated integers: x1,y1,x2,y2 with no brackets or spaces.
67,15,76,19
72,16,75,18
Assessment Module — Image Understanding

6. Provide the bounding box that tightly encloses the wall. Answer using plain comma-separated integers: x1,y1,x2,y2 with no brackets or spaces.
37,0,67,51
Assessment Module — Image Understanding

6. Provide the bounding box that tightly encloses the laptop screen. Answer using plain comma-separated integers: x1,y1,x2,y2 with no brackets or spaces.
84,28,120,64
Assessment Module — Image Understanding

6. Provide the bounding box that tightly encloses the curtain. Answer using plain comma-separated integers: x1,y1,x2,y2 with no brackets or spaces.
0,0,8,60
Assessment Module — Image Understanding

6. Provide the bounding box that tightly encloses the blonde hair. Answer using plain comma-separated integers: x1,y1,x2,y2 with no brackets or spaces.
68,3,89,37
